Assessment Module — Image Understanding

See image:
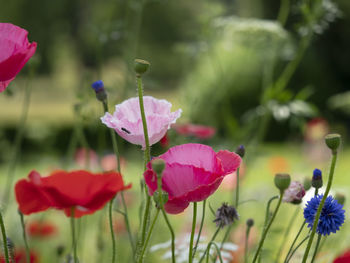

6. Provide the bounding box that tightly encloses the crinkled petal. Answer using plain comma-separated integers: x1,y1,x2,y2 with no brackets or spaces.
216,150,242,175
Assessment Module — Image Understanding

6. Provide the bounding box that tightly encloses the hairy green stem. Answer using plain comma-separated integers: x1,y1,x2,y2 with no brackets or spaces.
235,167,240,208
206,242,223,263
0,211,9,263
310,234,322,263
277,0,290,26
264,196,279,228
138,209,160,263
19,212,30,263
252,192,284,263
198,226,221,263
287,235,310,263
189,202,198,263
109,197,117,263
70,207,78,263
193,200,206,258
161,209,176,263
245,225,252,263
275,206,299,263
302,152,338,263
284,220,306,262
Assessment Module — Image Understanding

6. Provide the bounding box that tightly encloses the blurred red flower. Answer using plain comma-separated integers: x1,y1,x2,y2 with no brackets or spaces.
27,220,57,238
173,123,216,139
100,155,127,172
1,249,38,263
333,250,350,263
160,133,169,148
15,170,131,218
304,118,329,142
0,23,37,92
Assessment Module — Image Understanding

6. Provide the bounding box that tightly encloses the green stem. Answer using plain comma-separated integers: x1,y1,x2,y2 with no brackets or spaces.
277,0,290,26
102,101,135,255
245,225,252,263
19,212,30,263
284,220,306,263
3,82,32,210
274,206,299,263
287,235,310,263
252,192,284,263
310,234,322,263
189,202,198,263
302,152,338,263
138,209,160,263
206,242,223,263
235,167,240,208
161,209,176,263
193,200,206,259
0,211,9,263
70,207,78,263
198,226,221,263
109,197,117,263
264,196,279,228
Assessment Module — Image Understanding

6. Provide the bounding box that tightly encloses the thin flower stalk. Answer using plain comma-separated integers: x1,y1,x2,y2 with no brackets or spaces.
198,225,222,263
189,202,198,263
310,234,322,263
284,221,306,262
193,200,207,259
286,235,310,263
252,192,284,263
302,152,338,262
70,207,78,263
0,211,9,263
206,242,223,263
19,212,30,263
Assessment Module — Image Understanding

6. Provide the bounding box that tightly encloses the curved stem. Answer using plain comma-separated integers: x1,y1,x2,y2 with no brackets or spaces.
138,209,160,263
244,225,252,263
0,211,9,263
193,200,206,259
206,242,223,263
277,0,290,26
302,152,338,263
161,209,176,263
109,197,117,263
252,192,284,263
264,196,279,228
198,226,221,263
274,206,299,263
19,212,30,263
286,235,310,263
70,207,78,263
284,220,306,262
189,202,198,263
310,234,322,263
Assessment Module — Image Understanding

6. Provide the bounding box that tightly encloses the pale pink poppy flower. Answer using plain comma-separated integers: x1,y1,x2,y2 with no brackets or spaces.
0,23,37,92
101,96,182,148
144,143,242,214
283,181,305,204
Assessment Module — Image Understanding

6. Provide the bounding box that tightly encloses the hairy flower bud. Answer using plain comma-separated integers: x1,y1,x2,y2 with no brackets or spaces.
91,80,107,102
213,203,239,228
152,159,166,179
235,145,245,158
283,181,306,204
274,173,291,192
246,218,254,227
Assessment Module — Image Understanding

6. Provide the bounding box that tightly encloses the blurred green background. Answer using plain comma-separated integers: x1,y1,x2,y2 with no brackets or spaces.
0,0,350,262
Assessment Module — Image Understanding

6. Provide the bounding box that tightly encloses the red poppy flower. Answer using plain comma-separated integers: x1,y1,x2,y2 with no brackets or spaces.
15,170,131,218
160,133,169,148
74,148,99,170
144,143,241,214
27,220,57,238
1,249,38,263
0,23,37,92
334,250,350,263
173,123,216,139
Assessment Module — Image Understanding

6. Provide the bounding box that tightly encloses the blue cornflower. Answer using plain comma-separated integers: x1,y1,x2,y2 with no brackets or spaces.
304,194,345,236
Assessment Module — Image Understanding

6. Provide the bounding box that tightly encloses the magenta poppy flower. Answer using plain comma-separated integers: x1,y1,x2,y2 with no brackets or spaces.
0,23,37,92
144,143,242,214
101,96,182,148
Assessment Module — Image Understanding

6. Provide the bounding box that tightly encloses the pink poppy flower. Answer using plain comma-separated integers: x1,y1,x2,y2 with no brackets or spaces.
0,23,37,92
173,123,216,139
101,96,182,148
144,143,241,214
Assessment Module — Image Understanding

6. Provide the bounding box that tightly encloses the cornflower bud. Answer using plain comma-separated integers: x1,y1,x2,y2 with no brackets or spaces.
246,218,254,227
235,145,245,158
91,80,107,102
312,169,323,189
213,203,239,228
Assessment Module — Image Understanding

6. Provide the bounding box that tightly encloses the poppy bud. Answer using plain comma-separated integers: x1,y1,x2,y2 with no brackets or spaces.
153,190,169,209
152,159,166,179
246,218,254,227
235,145,245,158
312,169,323,189
335,193,345,206
325,134,341,153
134,59,150,76
274,173,291,192
91,80,107,102
57,245,65,256
303,177,312,191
